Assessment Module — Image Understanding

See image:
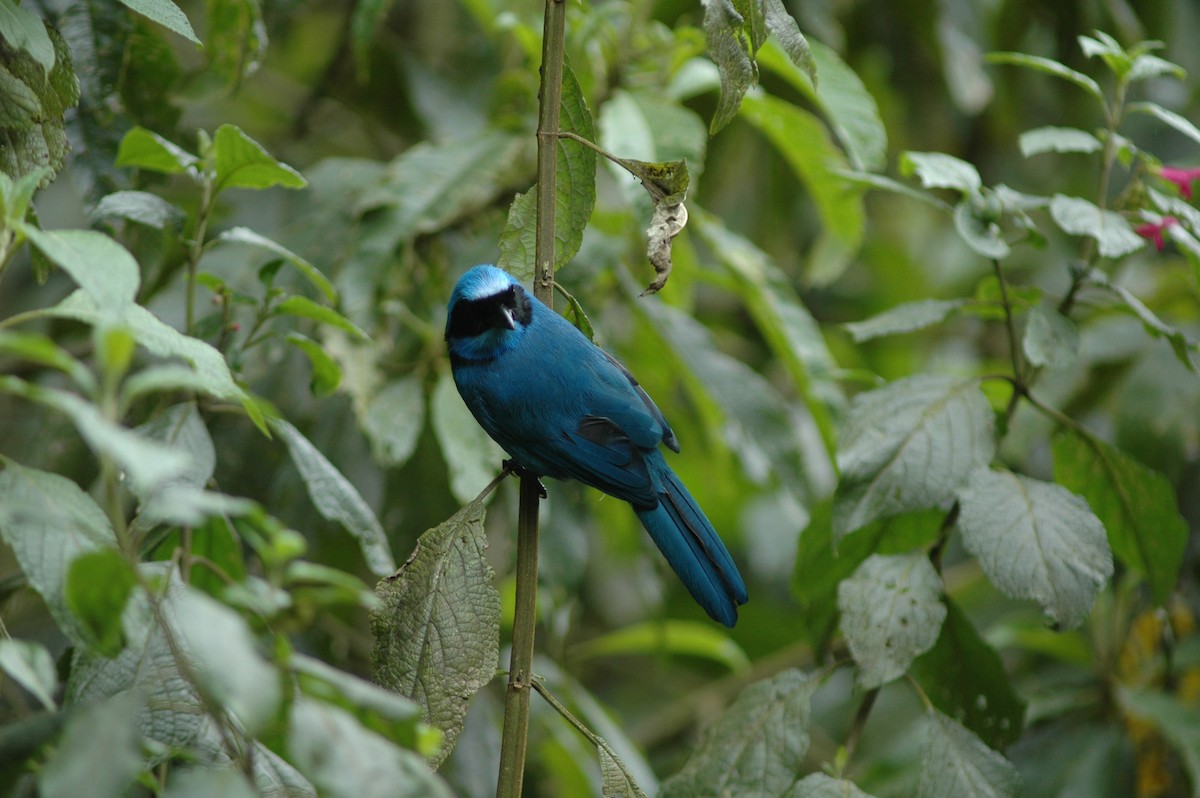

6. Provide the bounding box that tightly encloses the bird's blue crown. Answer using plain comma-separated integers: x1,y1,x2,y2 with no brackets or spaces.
450,265,518,306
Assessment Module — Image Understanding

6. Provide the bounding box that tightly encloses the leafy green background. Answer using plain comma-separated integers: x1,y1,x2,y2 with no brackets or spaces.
2,0,1199,797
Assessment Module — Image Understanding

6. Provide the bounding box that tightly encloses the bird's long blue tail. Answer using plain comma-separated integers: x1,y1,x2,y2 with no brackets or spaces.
635,458,748,627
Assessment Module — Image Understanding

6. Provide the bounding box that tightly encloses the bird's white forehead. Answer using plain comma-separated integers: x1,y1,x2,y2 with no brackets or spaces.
459,266,515,301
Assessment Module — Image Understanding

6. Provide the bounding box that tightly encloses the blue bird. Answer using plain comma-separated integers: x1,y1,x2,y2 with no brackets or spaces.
445,265,748,627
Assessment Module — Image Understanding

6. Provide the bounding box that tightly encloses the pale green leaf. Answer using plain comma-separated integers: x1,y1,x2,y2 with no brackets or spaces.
0,639,58,710
20,227,139,313
274,295,366,339
272,419,395,576
163,768,258,798
39,691,144,798
0,462,116,646
370,500,500,769
117,0,200,43
115,126,199,174
1049,194,1144,257
287,332,342,396
985,51,1103,100
90,190,186,230
430,371,505,504
496,189,537,282
785,773,877,798
213,123,306,191
171,586,282,734
289,698,453,798
361,376,425,468
0,330,95,392
762,0,814,86
834,376,995,538
215,226,337,301
0,0,55,75
600,744,650,798
65,549,137,656
1118,688,1200,791
1126,54,1186,83
838,553,947,688
1018,126,1103,157
918,710,1021,798
1052,429,1187,605
1087,270,1196,371
956,468,1112,629
900,151,982,193
701,0,756,134
844,299,968,342
660,669,816,798
1022,300,1080,369
1129,101,1200,147
953,199,1010,259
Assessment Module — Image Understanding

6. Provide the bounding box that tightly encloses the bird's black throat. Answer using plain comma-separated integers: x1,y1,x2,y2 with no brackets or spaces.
445,284,533,341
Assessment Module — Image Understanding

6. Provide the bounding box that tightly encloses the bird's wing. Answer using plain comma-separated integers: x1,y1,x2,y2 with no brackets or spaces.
599,350,679,452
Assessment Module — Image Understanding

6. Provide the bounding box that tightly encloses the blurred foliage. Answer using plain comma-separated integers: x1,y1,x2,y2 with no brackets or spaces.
1,0,1199,796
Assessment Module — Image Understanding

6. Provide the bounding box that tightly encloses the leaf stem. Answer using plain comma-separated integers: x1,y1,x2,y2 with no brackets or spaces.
841,686,879,767
496,2,566,795
531,677,644,789
991,258,1025,420
186,178,216,336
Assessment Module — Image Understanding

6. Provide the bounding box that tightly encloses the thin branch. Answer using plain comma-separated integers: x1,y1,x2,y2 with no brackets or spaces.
841,687,879,767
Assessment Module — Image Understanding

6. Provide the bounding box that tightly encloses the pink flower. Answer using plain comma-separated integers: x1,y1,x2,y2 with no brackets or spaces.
1159,166,1200,200
1135,216,1178,251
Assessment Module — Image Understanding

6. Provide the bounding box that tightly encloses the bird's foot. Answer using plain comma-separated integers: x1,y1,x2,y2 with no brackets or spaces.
502,459,548,498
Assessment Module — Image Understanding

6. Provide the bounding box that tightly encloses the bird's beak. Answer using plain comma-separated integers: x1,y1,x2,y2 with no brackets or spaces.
499,306,517,330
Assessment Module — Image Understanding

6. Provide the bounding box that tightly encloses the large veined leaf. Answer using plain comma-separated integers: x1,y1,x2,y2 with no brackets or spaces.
0,25,79,184
784,773,877,798
956,468,1112,629
838,553,947,688
659,669,816,797
918,709,1022,798
117,0,200,43
834,376,995,538
38,690,144,798
370,500,500,769
1049,195,1144,258
1052,429,1187,605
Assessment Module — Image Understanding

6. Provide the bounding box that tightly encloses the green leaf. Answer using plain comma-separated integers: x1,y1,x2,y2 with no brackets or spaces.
1126,54,1186,83
1018,126,1103,157
38,690,144,798
213,123,306,191
1128,101,1200,147
65,549,137,656
600,744,650,798
557,283,596,340
0,639,58,710
496,60,595,278
90,190,186,230
758,38,887,172
953,199,1010,259
0,26,78,184
370,500,500,769
115,126,199,174
0,330,95,392
20,227,139,313
844,298,968,342
1052,429,1187,605
288,697,453,798
0,0,55,76
1087,270,1196,371
1022,300,1079,369
911,598,1026,749
571,620,749,672
834,376,995,538
918,709,1021,798
430,371,505,504
784,773,876,798
1049,194,1144,257
272,419,396,576
361,376,425,468
287,333,342,396
215,226,337,301
162,768,258,798
792,503,942,652
0,462,116,646
740,93,864,284
701,0,756,134
274,295,366,339
956,468,1113,629
171,586,282,734
660,669,816,798
761,0,815,87
838,553,947,689
349,0,395,80
985,51,1103,100
116,0,200,43
900,151,982,193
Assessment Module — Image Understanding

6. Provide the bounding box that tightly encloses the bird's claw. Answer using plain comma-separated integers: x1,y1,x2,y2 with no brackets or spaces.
502,459,548,498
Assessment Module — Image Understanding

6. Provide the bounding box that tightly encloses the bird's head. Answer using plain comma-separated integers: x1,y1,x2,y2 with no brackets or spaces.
445,265,534,362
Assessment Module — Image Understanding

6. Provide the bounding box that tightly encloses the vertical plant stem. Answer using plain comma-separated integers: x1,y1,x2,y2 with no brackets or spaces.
185,179,215,336
496,2,566,796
